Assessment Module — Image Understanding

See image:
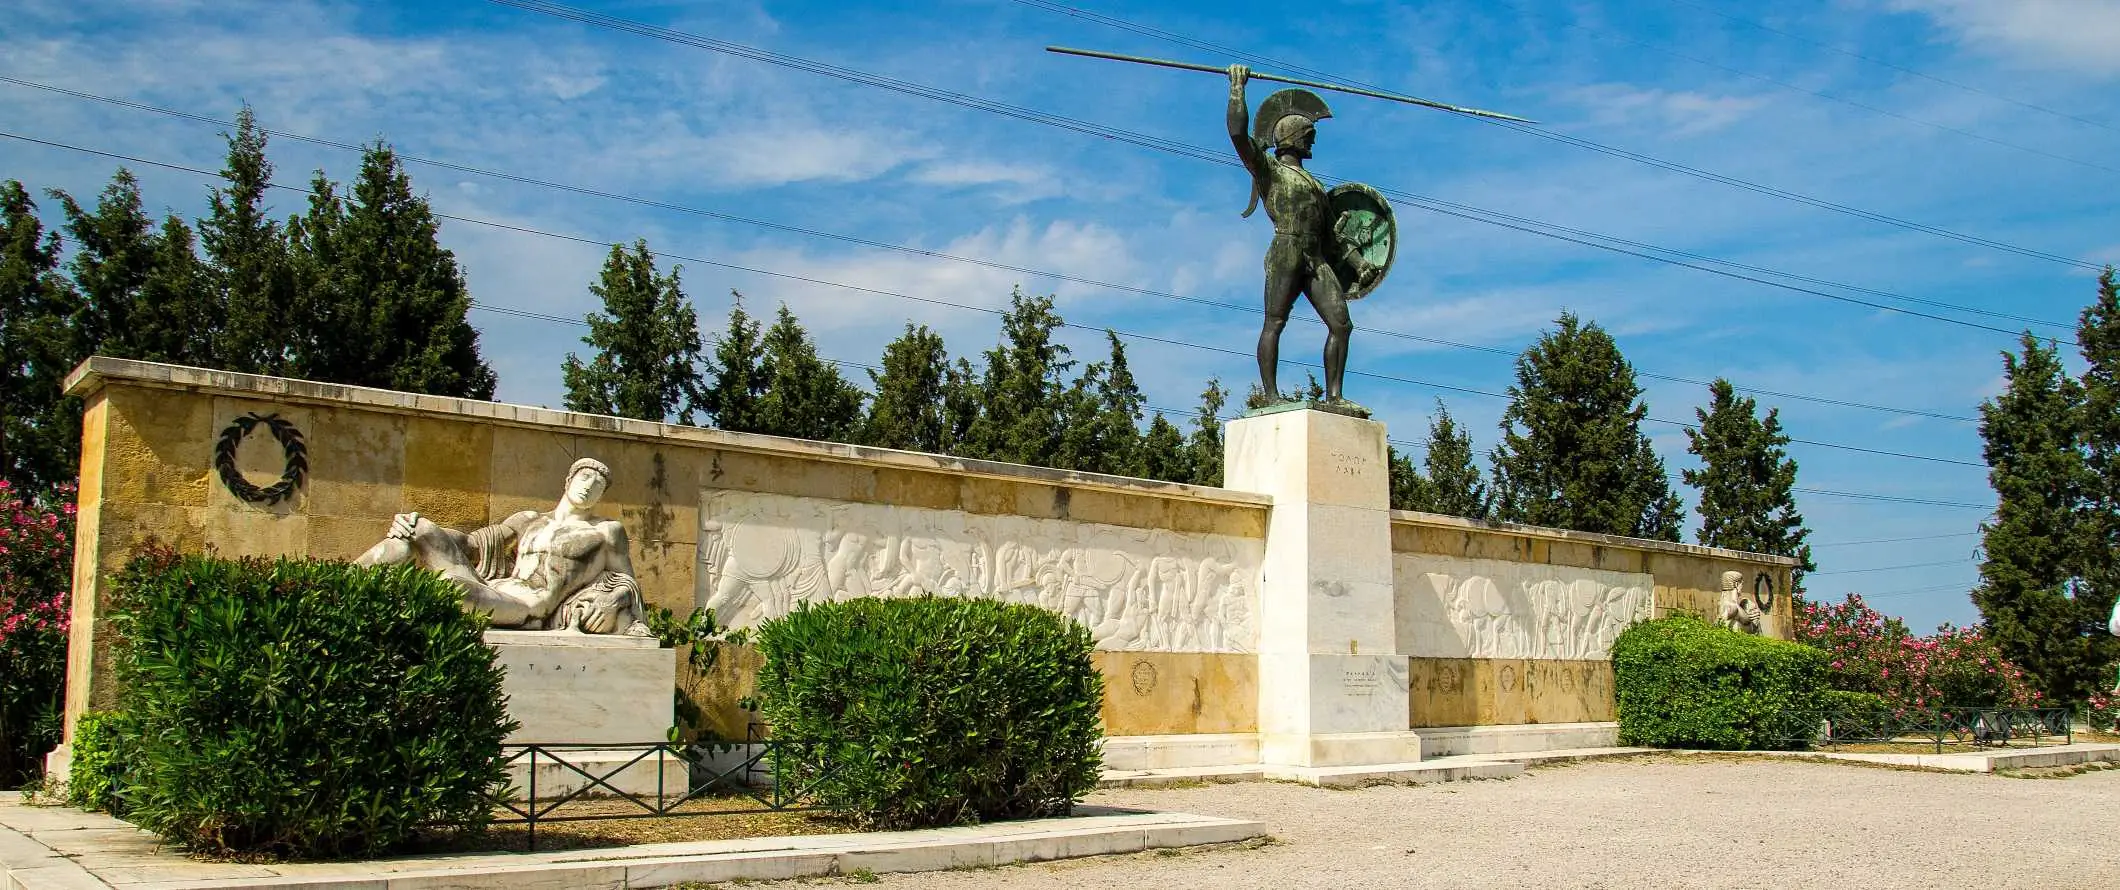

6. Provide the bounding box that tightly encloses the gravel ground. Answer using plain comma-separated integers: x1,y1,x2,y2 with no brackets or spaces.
815,755,2120,890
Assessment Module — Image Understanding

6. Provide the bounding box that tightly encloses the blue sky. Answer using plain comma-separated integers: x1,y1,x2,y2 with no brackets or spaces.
5,0,2117,633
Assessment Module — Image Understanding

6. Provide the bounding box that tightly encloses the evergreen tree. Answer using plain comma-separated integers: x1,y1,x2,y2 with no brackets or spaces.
1388,445,1433,512
755,304,864,442
940,357,983,457
52,170,157,358
0,181,78,491
861,323,950,452
1683,378,1815,585
560,240,704,423
1054,331,1143,475
198,106,292,375
964,288,1072,466
2071,267,2120,694
134,216,211,365
287,144,496,398
1185,378,1228,486
1974,333,2101,703
702,293,767,433
1138,412,1191,482
1490,312,1683,540
1405,402,1490,519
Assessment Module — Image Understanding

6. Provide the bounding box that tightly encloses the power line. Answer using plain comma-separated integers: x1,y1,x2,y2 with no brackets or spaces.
1654,0,2117,136
1488,0,2120,179
1809,557,1974,576
1014,0,2108,274
1793,486,1990,508
1810,531,1980,548
0,74,1986,426
0,127,1989,474
482,0,2079,343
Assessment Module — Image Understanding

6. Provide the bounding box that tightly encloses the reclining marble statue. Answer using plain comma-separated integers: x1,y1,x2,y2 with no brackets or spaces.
1718,570,1764,635
354,457,649,636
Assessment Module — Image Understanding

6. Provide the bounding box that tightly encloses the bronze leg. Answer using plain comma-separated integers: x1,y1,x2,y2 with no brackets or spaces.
1307,262,1352,402
1258,238,1306,400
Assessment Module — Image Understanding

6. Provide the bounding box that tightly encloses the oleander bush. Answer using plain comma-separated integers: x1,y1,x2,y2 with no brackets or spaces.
1795,593,2039,713
110,546,515,859
752,596,1104,830
1613,615,1827,750
66,710,135,813
0,481,74,789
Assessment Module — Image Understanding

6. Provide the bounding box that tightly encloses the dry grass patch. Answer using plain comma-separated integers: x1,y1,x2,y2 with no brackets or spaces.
406,797,858,855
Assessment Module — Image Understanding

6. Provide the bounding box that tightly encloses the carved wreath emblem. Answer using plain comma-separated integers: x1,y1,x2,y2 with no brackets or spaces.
214,412,308,505
1753,572,1778,613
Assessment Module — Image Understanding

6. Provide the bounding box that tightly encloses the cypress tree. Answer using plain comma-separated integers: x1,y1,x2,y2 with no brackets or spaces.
1185,378,1228,486
1054,331,1143,475
1417,402,1491,519
940,356,983,457
755,304,864,442
861,323,950,453
0,181,78,491
1388,445,1433,512
1053,359,1106,473
1138,412,1191,482
198,106,292,376
286,144,495,398
560,240,705,423
1974,333,2098,704
701,293,767,433
1683,378,1816,586
964,288,1072,466
1490,312,1683,540
2072,267,2120,694
52,170,157,358
134,216,211,365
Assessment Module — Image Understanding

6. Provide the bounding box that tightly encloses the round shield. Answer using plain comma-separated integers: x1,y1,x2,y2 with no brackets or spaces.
1327,182,1396,301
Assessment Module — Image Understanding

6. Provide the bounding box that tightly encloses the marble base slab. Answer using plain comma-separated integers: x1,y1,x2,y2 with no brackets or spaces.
1412,722,1621,759
1262,730,1426,768
505,749,688,800
487,630,675,746
1100,734,1262,772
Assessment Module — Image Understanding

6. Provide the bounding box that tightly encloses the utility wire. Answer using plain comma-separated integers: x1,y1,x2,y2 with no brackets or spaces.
1810,531,1980,548
0,127,1989,474
481,0,2079,342
1654,0,2117,136
0,74,1984,424
1809,557,1974,576
1014,0,2108,273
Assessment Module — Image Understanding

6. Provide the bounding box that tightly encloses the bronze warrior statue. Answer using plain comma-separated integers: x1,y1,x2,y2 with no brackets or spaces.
1226,63,1394,406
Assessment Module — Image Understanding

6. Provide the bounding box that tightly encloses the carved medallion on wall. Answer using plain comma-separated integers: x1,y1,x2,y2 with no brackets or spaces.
1499,664,1519,692
1753,572,1777,613
214,412,307,506
1130,661,1158,695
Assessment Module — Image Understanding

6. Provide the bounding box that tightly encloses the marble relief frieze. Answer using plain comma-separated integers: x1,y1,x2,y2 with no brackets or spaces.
697,490,1262,653
1395,553,1653,660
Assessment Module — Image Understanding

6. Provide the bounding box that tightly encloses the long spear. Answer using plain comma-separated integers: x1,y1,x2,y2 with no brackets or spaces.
1046,45,1537,124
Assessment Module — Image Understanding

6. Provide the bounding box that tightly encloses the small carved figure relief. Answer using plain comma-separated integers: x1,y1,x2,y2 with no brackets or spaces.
1396,554,1652,660
696,491,1263,653
1718,570,1766,635
356,458,647,636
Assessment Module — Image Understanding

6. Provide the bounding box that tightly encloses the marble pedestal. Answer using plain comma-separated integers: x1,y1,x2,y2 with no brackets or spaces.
1225,408,1421,767
487,630,680,797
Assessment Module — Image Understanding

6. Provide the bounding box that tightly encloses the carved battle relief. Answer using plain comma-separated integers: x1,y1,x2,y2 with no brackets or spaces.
1394,554,1653,660
696,490,1263,653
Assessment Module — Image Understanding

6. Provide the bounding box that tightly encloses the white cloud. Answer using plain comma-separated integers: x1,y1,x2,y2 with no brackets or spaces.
1562,84,1770,136
1886,0,2120,75
906,159,1060,203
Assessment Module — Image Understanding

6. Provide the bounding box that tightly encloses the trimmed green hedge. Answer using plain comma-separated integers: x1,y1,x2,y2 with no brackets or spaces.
66,711,134,813
110,547,516,859
753,596,1105,830
1613,616,1826,750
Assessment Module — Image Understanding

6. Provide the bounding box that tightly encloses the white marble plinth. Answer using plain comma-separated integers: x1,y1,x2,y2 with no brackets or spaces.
1100,734,1263,772
1412,722,1622,759
487,630,674,746
1226,409,1409,768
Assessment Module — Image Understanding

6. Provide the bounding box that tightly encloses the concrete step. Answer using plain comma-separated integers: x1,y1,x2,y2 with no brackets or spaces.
1099,765,1268,788
1263,758,1525,788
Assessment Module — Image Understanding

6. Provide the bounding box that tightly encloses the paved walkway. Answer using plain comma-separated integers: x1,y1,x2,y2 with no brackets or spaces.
864,754,2120,889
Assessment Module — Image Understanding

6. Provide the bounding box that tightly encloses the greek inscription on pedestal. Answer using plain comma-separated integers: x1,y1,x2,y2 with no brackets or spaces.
1343,667,1381,696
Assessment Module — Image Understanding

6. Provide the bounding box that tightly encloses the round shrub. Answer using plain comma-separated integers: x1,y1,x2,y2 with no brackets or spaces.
66,710,135,813
110,547,516,859
1613,615,1827,750
753,596,1104,830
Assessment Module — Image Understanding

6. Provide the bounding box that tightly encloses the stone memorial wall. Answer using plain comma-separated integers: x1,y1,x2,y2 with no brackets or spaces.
53,358,1798,777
